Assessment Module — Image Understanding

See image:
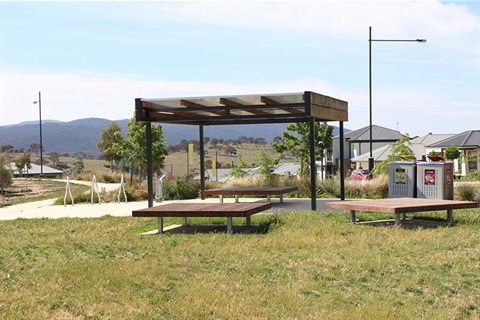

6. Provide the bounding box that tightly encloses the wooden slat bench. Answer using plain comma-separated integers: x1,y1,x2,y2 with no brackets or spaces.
204,186,298,203
132,202,272,234
326,198,479,227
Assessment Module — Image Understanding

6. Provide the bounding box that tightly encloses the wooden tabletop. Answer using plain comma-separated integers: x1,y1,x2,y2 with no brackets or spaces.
326,198,479,214
132,202,272,218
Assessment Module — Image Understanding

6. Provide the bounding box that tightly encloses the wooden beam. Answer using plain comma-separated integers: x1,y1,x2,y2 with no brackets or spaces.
220,98,269,116
261,96,304,114
143,101,201,118
180,99,225,116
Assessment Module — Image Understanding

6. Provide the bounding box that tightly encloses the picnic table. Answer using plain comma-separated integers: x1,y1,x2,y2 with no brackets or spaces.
204,186,298,203
132,202,272,234
326,198,479,227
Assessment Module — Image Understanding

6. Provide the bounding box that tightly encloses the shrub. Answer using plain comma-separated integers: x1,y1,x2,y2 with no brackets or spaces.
54,191,102,205
74,170,122,183
318,175,340,198
101,172,121,183
163,177,200,200
317,174,389,199
464,171,480,181
455,183,480,201
224,176,258,188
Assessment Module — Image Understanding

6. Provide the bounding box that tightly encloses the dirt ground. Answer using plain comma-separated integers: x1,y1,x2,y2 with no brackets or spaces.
1,179,87,206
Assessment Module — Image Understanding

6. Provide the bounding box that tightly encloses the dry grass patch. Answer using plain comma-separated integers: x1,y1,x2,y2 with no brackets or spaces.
1,210,480,319
0,179,90,207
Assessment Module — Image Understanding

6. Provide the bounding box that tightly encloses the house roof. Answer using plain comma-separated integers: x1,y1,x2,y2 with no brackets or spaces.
427,130,480,148
350,145,391,162
333,125,403,142
411,133,456,145
8,163,64,175
272,162,300,175
350,143,427,162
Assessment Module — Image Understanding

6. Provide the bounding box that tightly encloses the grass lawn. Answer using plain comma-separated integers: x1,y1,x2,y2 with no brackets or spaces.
1,210,479,319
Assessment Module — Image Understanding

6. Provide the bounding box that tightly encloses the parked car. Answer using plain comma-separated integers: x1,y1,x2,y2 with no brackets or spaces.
349,168,370,180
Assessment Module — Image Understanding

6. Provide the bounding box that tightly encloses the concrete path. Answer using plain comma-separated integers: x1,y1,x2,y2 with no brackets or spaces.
0,197,339,221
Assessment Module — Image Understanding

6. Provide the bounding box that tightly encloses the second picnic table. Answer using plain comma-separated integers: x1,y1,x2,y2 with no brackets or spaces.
204,186,298,203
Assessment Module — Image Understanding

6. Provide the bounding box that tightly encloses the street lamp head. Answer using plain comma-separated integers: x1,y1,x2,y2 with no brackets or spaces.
33,101,38,104
416,39,427,43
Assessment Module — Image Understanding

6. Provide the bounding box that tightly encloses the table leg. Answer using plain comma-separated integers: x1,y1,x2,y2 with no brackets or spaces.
280,194,284,203
401,213,407,220
447,209,453,224
395,214,401,227
219,195,223,203
235,195,239,203
158,217,164,234
350,210,356,223
182,217,187,226
267,195,271,203
227,217,233,233
246,215,251,227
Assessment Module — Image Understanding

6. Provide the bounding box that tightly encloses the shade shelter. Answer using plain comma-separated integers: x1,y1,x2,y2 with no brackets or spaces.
135,91,348,210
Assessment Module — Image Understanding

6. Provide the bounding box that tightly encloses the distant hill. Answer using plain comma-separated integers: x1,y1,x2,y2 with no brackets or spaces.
0,118,347,157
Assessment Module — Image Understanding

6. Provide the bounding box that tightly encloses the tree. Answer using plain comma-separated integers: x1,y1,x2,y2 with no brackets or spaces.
49,152,60,167
272,136,283,144
0,145,14,153
70,156,85,176
256,149,280,186
373,134,414,175
75,152,86,159
29,143,41,155
444,145,461,161
112,116,168,184
0,155,13,195
229,154,248,178
272,122,334,175
97,122,125,172
15,153,32,177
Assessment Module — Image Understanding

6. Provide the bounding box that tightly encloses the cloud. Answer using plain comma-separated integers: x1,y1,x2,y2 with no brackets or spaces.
0,71,337,125
154,1,478,42
3,69,478,135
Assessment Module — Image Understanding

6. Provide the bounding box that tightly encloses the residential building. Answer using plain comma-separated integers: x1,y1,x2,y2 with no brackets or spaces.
426,130,480,176
332,125,404,171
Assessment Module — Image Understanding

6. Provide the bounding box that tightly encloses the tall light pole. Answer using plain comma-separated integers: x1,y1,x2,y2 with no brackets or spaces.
33,92,43,176
368,26,426,173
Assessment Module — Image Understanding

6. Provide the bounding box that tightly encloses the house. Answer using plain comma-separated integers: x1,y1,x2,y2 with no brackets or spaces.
350,133,455,168
332,125,404,170
426,130,480,176
8,162,64,177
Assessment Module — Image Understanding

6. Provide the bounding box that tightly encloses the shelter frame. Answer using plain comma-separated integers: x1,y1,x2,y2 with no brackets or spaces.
135,90,348,210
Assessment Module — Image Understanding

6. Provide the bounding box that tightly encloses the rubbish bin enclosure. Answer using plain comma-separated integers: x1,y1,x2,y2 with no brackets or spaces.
388,161,416,198
416,162,454,200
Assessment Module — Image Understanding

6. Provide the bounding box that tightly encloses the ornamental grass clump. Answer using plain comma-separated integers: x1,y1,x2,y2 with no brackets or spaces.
455,183,480,202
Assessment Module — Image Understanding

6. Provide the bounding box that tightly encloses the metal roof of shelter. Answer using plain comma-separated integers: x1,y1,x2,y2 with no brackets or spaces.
136,91,348,125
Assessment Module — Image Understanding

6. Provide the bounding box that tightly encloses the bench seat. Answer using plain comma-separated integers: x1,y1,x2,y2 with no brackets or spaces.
326,198,479,226
132,202,272,233
204,186,298,203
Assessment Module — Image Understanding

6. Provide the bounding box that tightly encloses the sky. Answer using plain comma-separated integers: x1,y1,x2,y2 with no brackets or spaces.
1,0,479,137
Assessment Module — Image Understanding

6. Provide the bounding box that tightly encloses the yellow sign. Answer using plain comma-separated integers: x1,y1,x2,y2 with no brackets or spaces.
188,144,194,166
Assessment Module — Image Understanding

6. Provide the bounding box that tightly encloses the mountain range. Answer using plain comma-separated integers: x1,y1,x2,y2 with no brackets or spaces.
0,118,345,157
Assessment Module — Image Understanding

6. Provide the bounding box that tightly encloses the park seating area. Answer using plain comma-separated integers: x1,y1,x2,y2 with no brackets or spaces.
204,186,298,203
326,198,480,227
132,202,272,234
